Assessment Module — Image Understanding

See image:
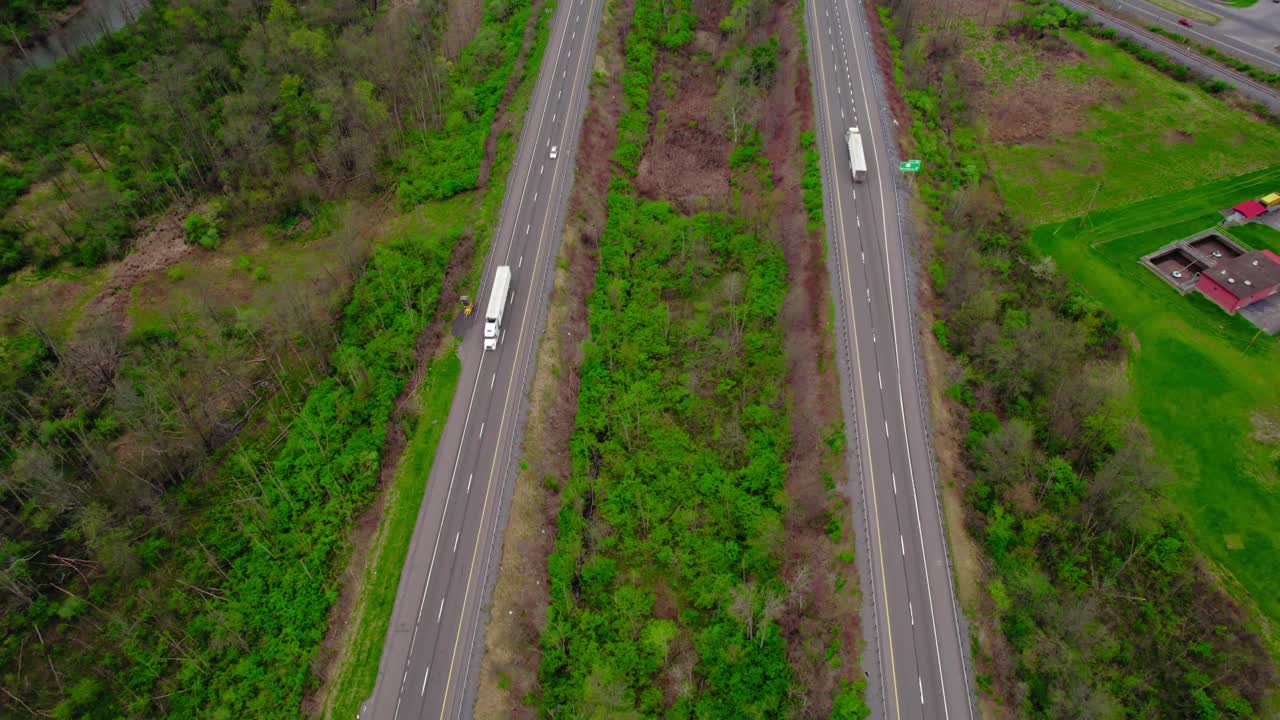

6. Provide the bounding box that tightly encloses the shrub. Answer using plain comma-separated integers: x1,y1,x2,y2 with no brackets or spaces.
184,212,220,250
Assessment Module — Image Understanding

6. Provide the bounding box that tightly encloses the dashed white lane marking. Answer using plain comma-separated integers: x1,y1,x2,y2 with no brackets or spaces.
479,421,485,440
420,666,430,695
541,164,545,174
558,90,562,99
526,223,531,234
518,255,524,269
892,472,898,495
437,596,445,622
490,373,496,389
910,601,915,626
861,251,865,263
453,532,460,552
533,192,538,202
466,473,473,493
920,676,925,705
900,534,906,556
878,371,882,389
885,420,890,438
856,215,861,228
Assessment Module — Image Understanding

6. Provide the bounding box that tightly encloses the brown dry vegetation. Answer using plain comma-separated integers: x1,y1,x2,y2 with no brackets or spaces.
470,0,629,715
633,0,732,209
443,0,486,58
756,0,865,713
979,71,1100,144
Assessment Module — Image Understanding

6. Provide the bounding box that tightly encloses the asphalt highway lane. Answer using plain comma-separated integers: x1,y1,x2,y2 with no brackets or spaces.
802,0,976,717
361,0,603,717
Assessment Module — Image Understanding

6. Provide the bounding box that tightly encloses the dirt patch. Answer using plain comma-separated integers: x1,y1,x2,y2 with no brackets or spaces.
919,310,1013,718
1165,127,1195,144
633,57,732,211
443,0,486,59
303,203,470,717
470,0,627,715
981,71,1102,145
77,206,192,336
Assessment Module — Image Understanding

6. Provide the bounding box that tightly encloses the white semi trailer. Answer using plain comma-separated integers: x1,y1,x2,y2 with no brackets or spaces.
847,127,867,183
484,265,512,351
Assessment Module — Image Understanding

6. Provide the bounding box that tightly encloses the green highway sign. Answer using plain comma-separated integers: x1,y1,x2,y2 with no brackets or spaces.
900,160,922,172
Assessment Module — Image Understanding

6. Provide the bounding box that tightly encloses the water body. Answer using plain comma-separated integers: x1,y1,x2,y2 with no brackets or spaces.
1,0,152,84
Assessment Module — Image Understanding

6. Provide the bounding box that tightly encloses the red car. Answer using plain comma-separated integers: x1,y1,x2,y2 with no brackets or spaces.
1177,17,1193,27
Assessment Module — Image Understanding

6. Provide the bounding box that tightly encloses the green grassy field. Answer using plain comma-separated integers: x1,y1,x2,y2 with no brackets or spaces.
1034,165,1280,644
988,31,1280,226
1226,220,1280,255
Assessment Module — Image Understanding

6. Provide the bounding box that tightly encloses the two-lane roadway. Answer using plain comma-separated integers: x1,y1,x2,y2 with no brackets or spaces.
803,0,976,718
361,0,603,717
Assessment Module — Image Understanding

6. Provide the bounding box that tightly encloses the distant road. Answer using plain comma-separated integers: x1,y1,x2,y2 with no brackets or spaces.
802,0,975,718
360,0,603,718
1061,0,1280,111
1097,0,1280,71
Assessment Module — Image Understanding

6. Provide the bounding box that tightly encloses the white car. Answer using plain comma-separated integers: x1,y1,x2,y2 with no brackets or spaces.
549,145,558,159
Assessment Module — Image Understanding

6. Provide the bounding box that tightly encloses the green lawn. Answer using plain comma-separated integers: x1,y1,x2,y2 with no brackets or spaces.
988,31,1280,226
1033,166,1280,645
1226,220,1280,255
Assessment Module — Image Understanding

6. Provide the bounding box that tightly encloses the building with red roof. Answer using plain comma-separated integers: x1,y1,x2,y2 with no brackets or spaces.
1232,200,1268,220
1196,250,1280,314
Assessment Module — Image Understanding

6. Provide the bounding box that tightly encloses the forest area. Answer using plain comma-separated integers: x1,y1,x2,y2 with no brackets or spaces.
1,0,77,48
528,0,868,716
870,0,1278,716
0,0,541,715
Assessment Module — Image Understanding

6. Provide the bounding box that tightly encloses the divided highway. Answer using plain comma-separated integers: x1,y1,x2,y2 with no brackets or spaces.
802,0,976,718
361,0,603,717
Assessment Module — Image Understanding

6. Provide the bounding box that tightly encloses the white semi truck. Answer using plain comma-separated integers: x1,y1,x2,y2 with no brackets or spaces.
484,265,512,351
846,126,867,183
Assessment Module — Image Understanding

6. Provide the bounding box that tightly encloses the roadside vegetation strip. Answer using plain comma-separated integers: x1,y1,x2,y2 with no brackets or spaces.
877,1,1276,716
1145,25,1280,90
321,0,559,715
325,349,461,720
800,129,824,232
171,221,460,718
